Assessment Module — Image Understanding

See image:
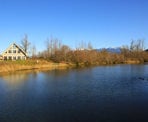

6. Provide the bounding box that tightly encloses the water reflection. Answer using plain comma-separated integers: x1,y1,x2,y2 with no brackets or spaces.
0,71,39,90
0,65,148,122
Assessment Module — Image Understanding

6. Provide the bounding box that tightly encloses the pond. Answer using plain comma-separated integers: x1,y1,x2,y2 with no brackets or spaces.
0,64,148,122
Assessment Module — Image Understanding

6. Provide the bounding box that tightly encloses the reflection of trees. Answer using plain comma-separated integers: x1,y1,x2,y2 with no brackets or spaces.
0,71,38,89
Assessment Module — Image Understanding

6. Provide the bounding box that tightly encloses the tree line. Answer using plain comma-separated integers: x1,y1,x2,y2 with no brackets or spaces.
121,39,148,63
21,35,148,66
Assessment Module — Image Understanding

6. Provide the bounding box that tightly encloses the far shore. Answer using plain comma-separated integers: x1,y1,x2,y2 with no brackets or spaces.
0,59,146,75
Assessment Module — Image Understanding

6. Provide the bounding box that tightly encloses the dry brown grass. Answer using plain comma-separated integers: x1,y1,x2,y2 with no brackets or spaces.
0,59,73,73
124,58,141,64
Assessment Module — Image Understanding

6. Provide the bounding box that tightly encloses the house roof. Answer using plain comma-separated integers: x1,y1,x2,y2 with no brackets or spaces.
2,43,27,56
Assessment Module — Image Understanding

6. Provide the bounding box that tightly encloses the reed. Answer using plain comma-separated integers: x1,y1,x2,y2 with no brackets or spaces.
0,59,72,73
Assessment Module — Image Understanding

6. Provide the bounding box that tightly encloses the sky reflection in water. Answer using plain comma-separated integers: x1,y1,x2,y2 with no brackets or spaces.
0,65,148,122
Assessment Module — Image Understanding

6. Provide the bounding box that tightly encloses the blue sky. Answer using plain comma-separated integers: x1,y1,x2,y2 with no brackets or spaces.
0,0,148,52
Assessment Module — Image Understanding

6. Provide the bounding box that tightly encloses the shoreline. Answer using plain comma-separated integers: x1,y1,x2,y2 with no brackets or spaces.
0,60,146,75
0,60,76,74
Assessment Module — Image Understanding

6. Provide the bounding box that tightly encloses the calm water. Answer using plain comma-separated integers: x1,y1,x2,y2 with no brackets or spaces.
0,64,148,122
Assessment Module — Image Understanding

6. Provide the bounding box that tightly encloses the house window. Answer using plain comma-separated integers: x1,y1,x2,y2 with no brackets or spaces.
8,56,12,60
18,56,21,60
13,50,16,53
4,56,7,60
13,57,16,60
8,50,12,53
18,49,21,53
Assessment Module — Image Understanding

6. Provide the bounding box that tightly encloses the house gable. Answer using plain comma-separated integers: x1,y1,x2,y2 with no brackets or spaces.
2,43,27,60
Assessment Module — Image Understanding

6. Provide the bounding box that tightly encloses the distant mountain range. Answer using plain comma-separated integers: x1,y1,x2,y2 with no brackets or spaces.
96,47,121,53
96,48,148,53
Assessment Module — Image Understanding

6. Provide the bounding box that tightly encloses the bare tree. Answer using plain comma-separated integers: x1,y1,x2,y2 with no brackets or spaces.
45,37,62,58
21,34,30,54
87,41,93,50
137,39,145,51
130,39,145,52
31,45,37,58
45,38,52,57
130,40,135,51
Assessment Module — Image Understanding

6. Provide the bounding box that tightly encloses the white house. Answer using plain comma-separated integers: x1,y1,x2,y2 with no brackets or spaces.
1,43,27,60
0,55,2,60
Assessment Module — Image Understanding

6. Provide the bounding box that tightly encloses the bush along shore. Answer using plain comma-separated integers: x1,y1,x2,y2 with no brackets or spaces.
36,39,148,66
